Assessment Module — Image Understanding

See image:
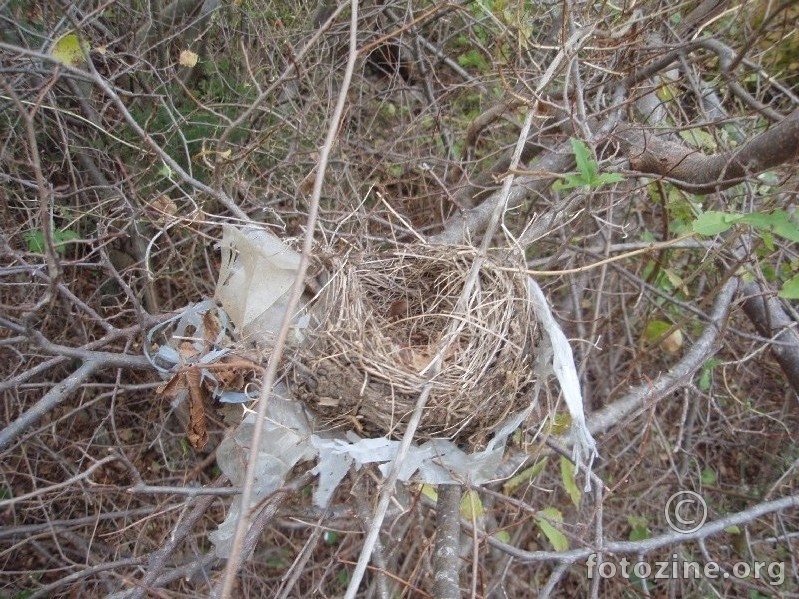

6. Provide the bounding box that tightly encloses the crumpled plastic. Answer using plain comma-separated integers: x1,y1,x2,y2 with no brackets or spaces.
209,386,316,556
216,224,309,345
206,225,599,558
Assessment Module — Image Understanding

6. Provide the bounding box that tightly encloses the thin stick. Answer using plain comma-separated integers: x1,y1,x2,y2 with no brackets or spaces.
214,2,360,596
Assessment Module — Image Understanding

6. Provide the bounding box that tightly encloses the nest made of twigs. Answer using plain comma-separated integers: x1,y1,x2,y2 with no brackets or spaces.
291,244,539,449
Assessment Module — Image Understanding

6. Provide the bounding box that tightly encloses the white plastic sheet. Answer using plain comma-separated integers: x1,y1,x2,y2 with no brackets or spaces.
215,224,308,346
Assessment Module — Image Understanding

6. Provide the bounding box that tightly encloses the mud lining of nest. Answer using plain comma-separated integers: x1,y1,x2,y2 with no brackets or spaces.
292,245,538,450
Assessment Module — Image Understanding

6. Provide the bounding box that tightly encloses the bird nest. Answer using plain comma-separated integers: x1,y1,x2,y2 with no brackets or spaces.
291,245,539,449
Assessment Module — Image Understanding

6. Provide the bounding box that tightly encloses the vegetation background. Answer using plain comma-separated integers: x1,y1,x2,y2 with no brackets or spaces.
1,0,798,596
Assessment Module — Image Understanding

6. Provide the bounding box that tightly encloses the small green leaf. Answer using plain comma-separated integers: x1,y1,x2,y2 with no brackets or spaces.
460,489,485,521
692,211,741,235
336,569,350,586
769,214,799,243
643,319,671,343
679,128,717,151
701,467,717,485
555,138,622,189
493,529,511,544
552,174,588,191
697,358,721,392
779,274,799,299
549,412,572,435
157,163,175,179
570,137,597,181
761,230,775,252
421,484,438,502
51,31,90,66
502,457,548,494
592,172,624,185
535,508,568,551
23,228,79,255
627,515,651,541
323,530,340,545
560,456,582,508
24,230,46,254
724,525,741,535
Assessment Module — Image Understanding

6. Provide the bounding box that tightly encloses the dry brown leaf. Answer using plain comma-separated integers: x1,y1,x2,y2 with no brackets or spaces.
185,368,209,450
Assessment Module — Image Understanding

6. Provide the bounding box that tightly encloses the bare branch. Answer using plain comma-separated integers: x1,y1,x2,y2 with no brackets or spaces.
616,109,799,193
0,360,101,453
740,280,799,396
432,484,463,599
587,275,738,437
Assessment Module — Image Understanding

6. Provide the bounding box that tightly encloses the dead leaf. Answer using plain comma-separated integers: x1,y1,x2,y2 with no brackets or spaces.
185,368,209,450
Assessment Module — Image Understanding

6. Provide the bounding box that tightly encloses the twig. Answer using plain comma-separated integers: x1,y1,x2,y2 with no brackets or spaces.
0,360,101,453
480,494,799,564
26,557,147,599
0,455,118,506
124,482,224,599
127,484,241,496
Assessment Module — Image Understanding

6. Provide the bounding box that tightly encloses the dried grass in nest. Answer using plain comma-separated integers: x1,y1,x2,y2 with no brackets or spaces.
292,244,539,449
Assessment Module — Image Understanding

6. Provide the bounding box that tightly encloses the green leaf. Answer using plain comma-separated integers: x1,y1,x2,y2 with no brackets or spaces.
570,137,597,181
627,515,650,541
493,530,511,544
421,484,438,502
323,530,340,545
560,456,582,508
724,525,741,535
592,172,624,185
502,457,548,494
552,174,588,191
697,358,721,392
679,128,717,151
554,138,622,190
768,214,799,243
701,467,717,485
51,31,90,66
24,230,46,254
460,489,485,521
694,209,799,242
23,228,79,255
535,507,568,551
157,163,175,179
643,319,671,343
549,412,572,435
692,211,741,235
779,274,799,299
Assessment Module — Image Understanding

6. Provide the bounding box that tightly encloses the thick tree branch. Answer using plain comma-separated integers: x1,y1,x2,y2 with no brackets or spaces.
433,484,463,599
740,280,799,396
616,109,799,193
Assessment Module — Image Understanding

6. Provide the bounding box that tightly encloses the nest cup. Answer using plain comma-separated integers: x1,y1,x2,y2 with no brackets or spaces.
293,245,538,449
